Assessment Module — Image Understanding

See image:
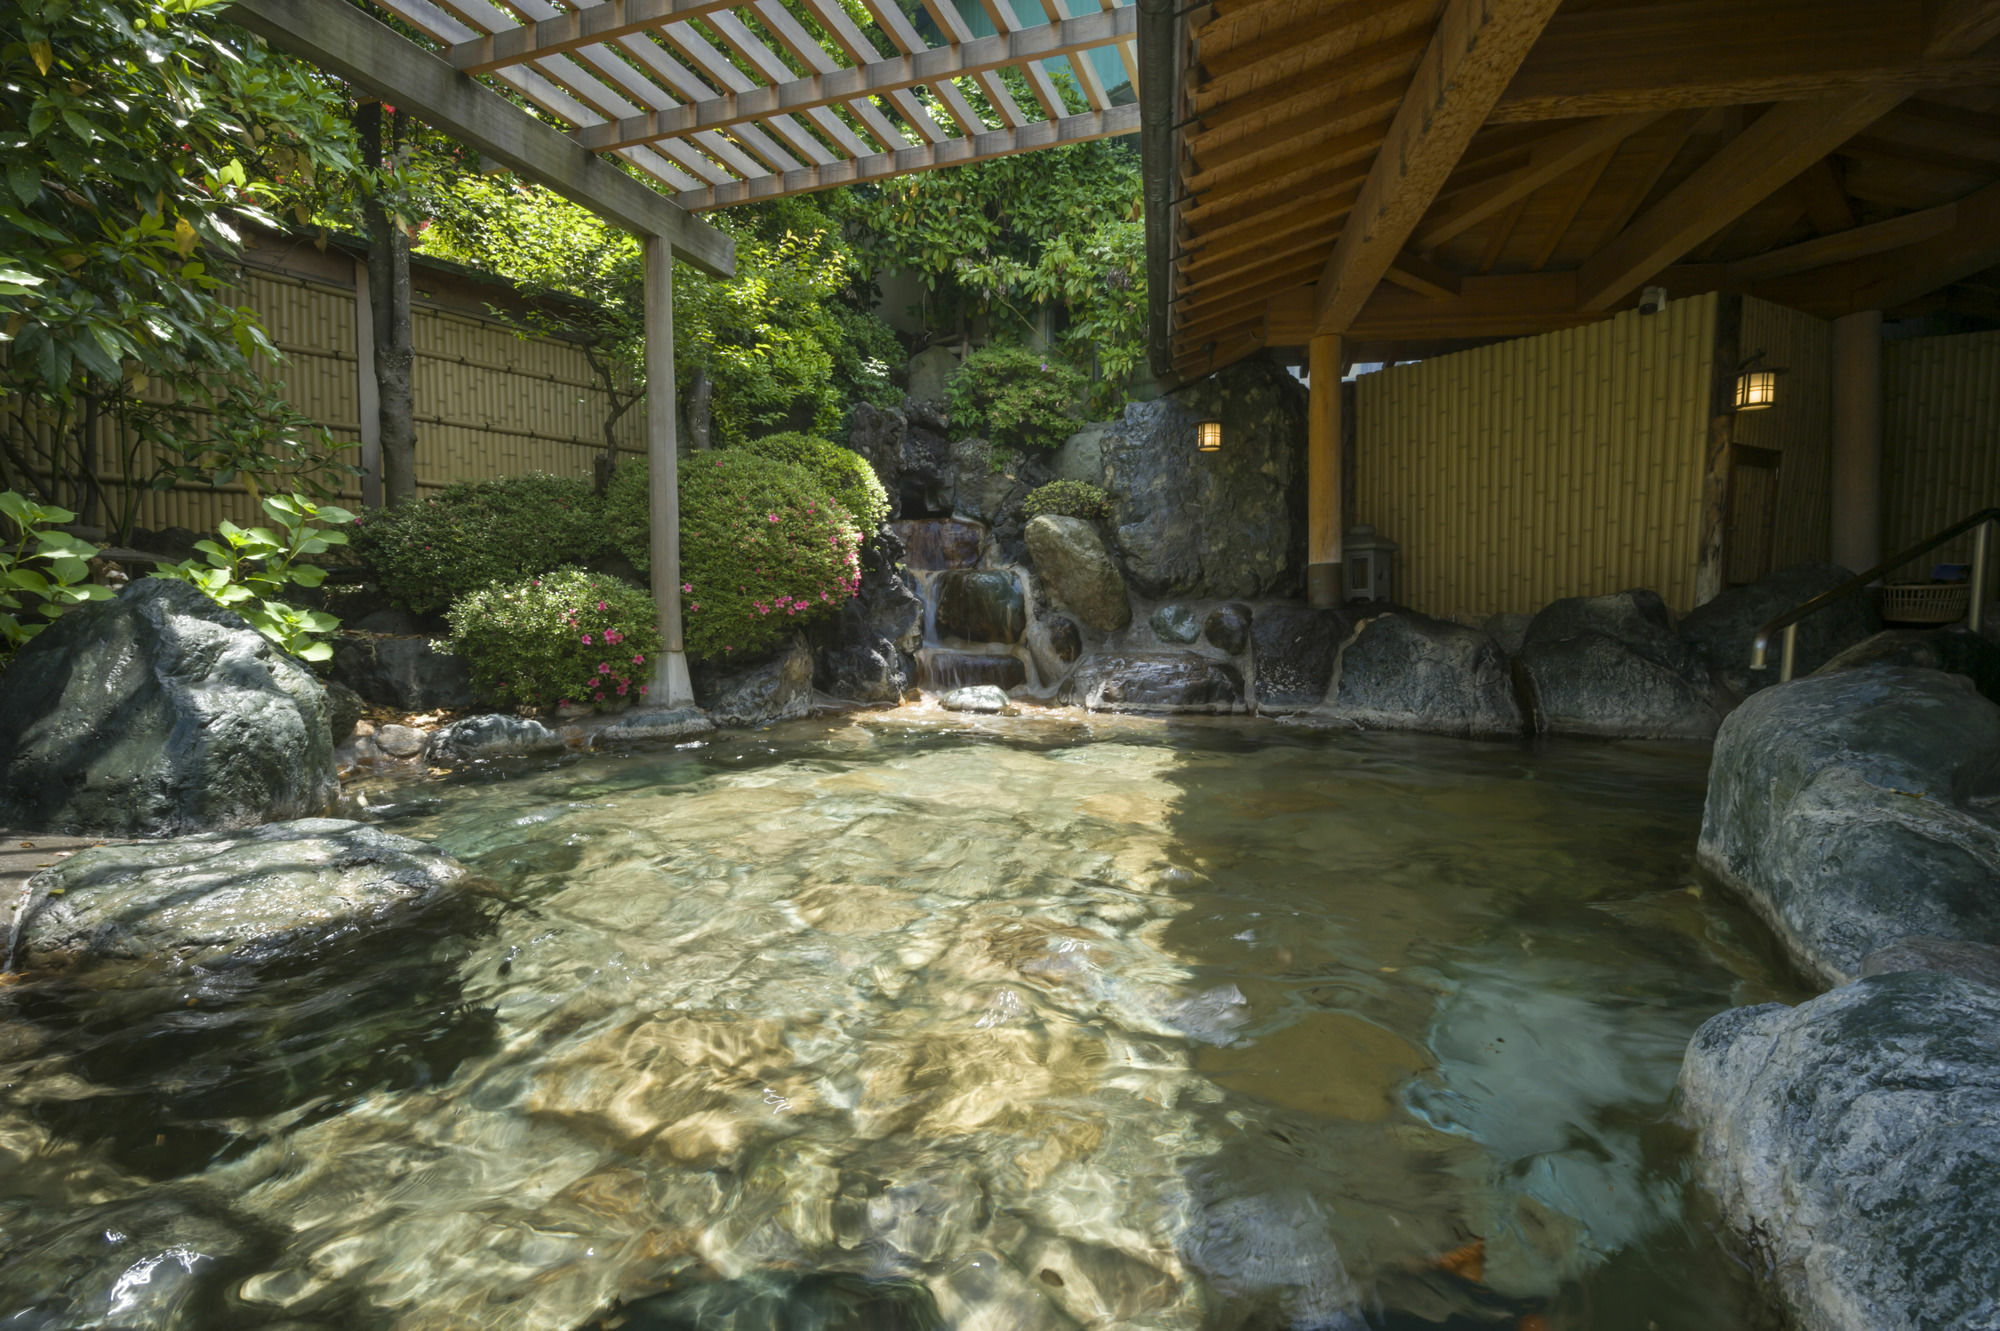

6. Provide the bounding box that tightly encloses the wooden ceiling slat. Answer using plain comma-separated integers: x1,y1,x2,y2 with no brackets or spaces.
1189,27,1429,122
1183,121,1387,197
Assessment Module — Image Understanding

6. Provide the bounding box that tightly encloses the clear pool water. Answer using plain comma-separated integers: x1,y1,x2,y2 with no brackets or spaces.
0,711,1803,1330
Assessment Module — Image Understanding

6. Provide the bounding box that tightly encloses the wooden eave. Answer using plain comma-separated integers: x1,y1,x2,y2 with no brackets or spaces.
1152,0,2000,377
245,0,1143,215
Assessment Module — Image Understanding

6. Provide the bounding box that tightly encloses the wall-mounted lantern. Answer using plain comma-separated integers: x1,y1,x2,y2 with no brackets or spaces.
1343,524,1398,604
1733,355,1785,412
1195,419,1223,452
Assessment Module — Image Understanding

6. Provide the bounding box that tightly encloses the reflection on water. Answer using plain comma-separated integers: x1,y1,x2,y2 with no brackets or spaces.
0,713,1801,1330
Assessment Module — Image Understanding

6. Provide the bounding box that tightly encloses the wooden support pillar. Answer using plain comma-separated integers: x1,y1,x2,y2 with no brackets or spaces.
352,258,383,509
645,234,695,706
1307,333,1344,607
1694,294,1742,606
1831,310,1884,574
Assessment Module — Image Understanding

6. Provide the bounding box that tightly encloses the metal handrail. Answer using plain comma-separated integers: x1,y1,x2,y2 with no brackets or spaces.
1751,507,1999,681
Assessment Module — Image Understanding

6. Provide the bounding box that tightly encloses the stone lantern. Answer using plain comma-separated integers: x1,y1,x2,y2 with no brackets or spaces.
1342,525,1398,604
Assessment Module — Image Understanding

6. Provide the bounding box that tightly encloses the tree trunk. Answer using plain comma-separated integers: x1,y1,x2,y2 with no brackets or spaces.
687,363,713,450
359,104,417,506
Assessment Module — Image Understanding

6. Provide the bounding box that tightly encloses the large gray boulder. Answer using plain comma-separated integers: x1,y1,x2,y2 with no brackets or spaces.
1517,589,1724,739
1681,561,1876,696
1025,515,1131,631
1100,359,1307,600
0,579,336,837
424,714,565,765
696,636,814,728
935,569,1026,644
1325,612,1524,738
1058,653,1244,713
329,631,478,710
1251,605,1350,711
1679,971,2000,1331
1819,628,2000,704
948,438,1052,564
1697,666,2000,984
12,818,467,973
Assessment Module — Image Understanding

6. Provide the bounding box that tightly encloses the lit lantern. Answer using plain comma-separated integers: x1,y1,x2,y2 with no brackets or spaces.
1734,365,1782,412
1196,419,1222,452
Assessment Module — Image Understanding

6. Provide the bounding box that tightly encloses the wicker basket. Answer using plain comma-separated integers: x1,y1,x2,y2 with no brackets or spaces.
1880,582,1971,626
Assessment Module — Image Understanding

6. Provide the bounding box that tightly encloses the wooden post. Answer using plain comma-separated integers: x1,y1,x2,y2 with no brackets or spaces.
645,233,694,706
1307,333,1344,607
353,257,383,509
1694,294,1743,606
1831,310,1883,573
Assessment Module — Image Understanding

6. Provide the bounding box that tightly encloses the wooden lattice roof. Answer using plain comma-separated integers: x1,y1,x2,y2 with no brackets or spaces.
1153,0,2000,375
346,0,1141,212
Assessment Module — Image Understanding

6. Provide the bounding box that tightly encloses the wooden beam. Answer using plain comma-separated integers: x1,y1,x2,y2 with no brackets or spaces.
1266,272,1591,343
1384,251,1462,298
1723,201,1960,282
1793,158,1859,233
1751,180,2000,315
852,0,988,136
643,233,694,705
1312,0,1565,336
226,0,733,276
450,0,740,75
1413,112,1665,250
1526,145,1616,270
1575,94,1903,311
1927,0,2000,55
675,103,1140,209
580,7,1134,150
1492,0,2000,122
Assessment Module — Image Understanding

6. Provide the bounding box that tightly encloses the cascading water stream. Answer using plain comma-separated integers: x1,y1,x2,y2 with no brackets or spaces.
891,518,1044,694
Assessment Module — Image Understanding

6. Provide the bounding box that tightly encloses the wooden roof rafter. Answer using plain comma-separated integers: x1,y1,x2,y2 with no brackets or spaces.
330,0,1142,213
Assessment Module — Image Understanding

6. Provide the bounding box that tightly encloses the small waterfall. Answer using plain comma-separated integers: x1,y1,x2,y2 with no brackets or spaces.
894,518,1042,696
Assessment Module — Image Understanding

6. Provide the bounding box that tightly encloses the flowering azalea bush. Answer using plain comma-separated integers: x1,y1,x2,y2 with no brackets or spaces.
352,473,603,613
730,431,891,532
444,566,660,714
603,453,862,660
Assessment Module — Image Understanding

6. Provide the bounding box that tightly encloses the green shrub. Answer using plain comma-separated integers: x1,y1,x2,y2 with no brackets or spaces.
1022,480,1111,523
445,566,661,714
352,473,603,614
731,431,891,531
153,493,353,662
604,452,862,660
945,345,1086,451
1,492,114,662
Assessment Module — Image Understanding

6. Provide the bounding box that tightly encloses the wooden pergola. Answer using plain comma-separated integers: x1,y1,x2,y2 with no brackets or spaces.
227,0,1141,707
1143,0,2000,606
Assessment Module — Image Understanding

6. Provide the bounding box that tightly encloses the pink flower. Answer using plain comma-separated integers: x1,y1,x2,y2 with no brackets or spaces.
768,513,780,523
639,683,649,693
690,602,700,611
681,583,692,593
598,662,611,674
616,683,628,695
580,633,593,645
597,600,608,611
594,691,605,702
633,653,645,664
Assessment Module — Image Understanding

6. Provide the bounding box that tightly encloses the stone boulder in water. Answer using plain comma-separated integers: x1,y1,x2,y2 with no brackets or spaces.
1251,604,1349,711
1679,971,2000,1331
1679,560,1876,696
934,569,1025,644
1058,653,1243,713
1325,612,1523,738
698,636,814,728
425,714,565,765
1818,627,2000,704
1100,359,1307,600
0,578,336,837
328,631,478,710
12,818,468,974
1517,589,1724,739
1024,515,1131,632
1203,602,1253,656
812,523,922,703
1697,665,2000,984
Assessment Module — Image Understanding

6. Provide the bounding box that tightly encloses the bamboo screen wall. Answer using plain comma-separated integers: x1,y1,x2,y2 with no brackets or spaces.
1352,292,1718,622
6,250,640,538
1735,297,1834,570
1883,329,2000,581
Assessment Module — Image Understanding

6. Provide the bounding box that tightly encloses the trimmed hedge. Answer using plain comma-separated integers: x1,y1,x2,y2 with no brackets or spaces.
445,565,661,714
1022,479,1111,522
604,452,862,659
945,345,1086,452
731,431,890,532
352,474,603,614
